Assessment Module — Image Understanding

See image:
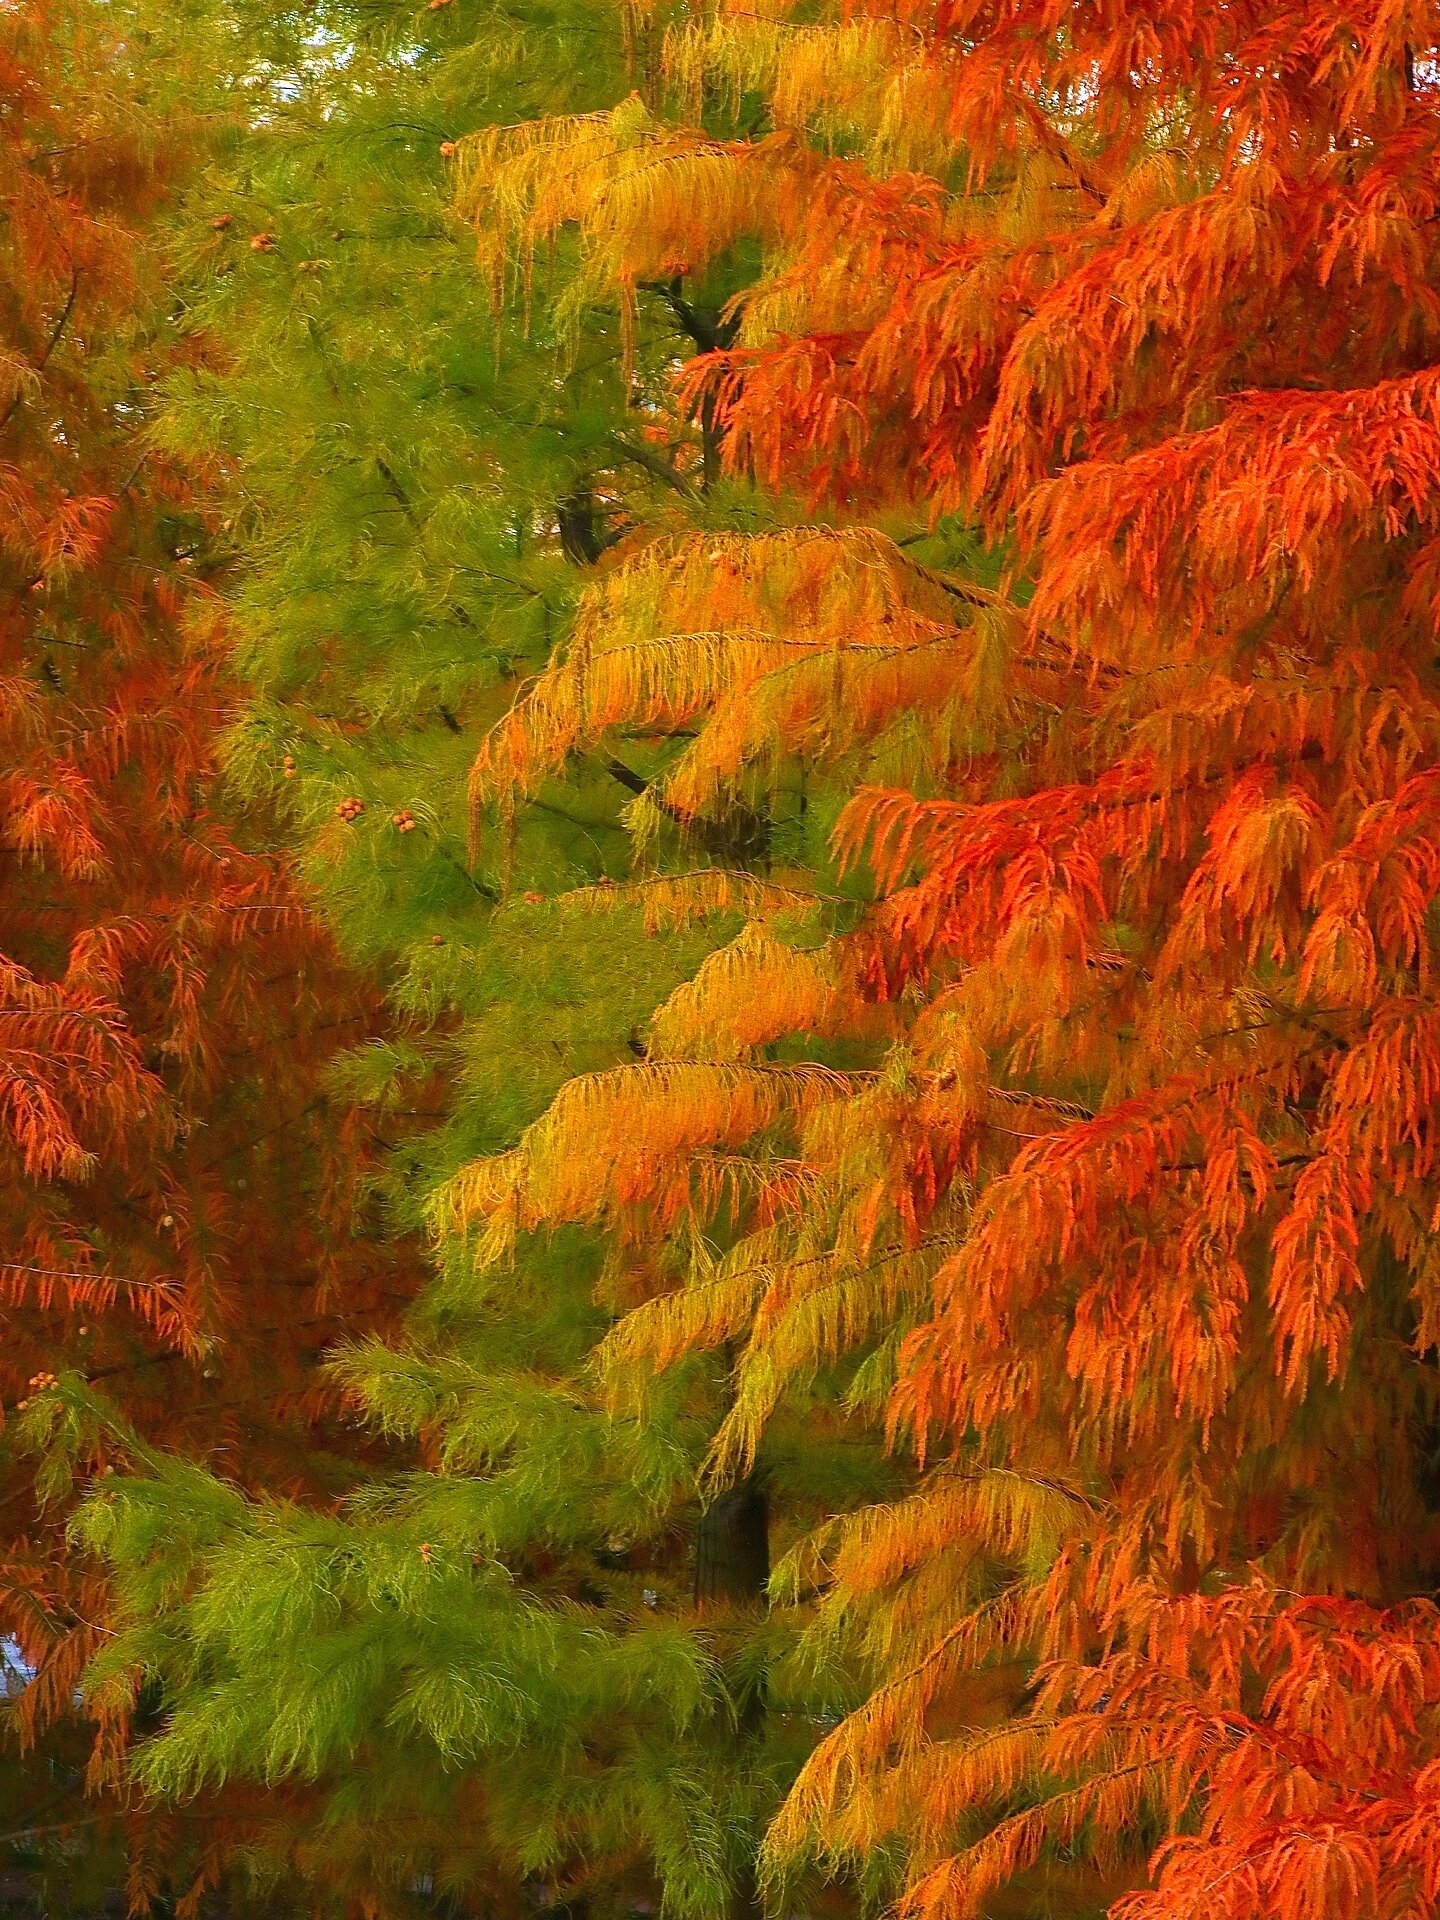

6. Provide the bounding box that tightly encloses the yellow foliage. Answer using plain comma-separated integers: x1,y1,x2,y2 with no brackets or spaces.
649,922,845,1058
433,1059,856,1263
536,867,832,934
454,103,808,366
469,528,1008,850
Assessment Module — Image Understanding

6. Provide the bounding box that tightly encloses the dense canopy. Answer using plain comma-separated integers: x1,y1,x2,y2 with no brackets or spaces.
4,0,1440,1918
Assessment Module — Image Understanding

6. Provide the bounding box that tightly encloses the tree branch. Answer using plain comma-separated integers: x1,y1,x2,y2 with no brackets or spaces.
0,266,80,435
599,753,650,797
608,432,699,500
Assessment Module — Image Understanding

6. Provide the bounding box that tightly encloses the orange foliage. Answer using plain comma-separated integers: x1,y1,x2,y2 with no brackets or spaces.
455,0,1440,1913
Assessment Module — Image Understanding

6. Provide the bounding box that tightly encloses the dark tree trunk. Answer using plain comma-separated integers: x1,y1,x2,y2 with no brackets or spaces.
693,1475,770,1609
689,795,770,869
557,490,624,567
693,1476,770,1918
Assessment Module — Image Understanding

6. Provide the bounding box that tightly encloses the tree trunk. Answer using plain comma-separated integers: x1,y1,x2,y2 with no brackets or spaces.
693,1475,769,1610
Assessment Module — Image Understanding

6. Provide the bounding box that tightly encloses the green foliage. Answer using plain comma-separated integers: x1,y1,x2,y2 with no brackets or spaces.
52,0,918,1912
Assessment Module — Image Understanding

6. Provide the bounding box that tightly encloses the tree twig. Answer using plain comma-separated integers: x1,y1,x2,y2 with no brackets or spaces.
0,266,80,435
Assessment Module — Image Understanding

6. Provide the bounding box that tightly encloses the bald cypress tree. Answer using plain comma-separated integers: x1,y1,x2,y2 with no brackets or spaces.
0,2,428,1912
38,0,903,1916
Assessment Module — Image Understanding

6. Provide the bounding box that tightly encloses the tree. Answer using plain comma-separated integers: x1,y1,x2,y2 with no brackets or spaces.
433,4,1440,1916
0,5,420,1909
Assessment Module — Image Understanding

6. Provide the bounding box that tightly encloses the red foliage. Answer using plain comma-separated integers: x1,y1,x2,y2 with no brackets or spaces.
0,0,415,1832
